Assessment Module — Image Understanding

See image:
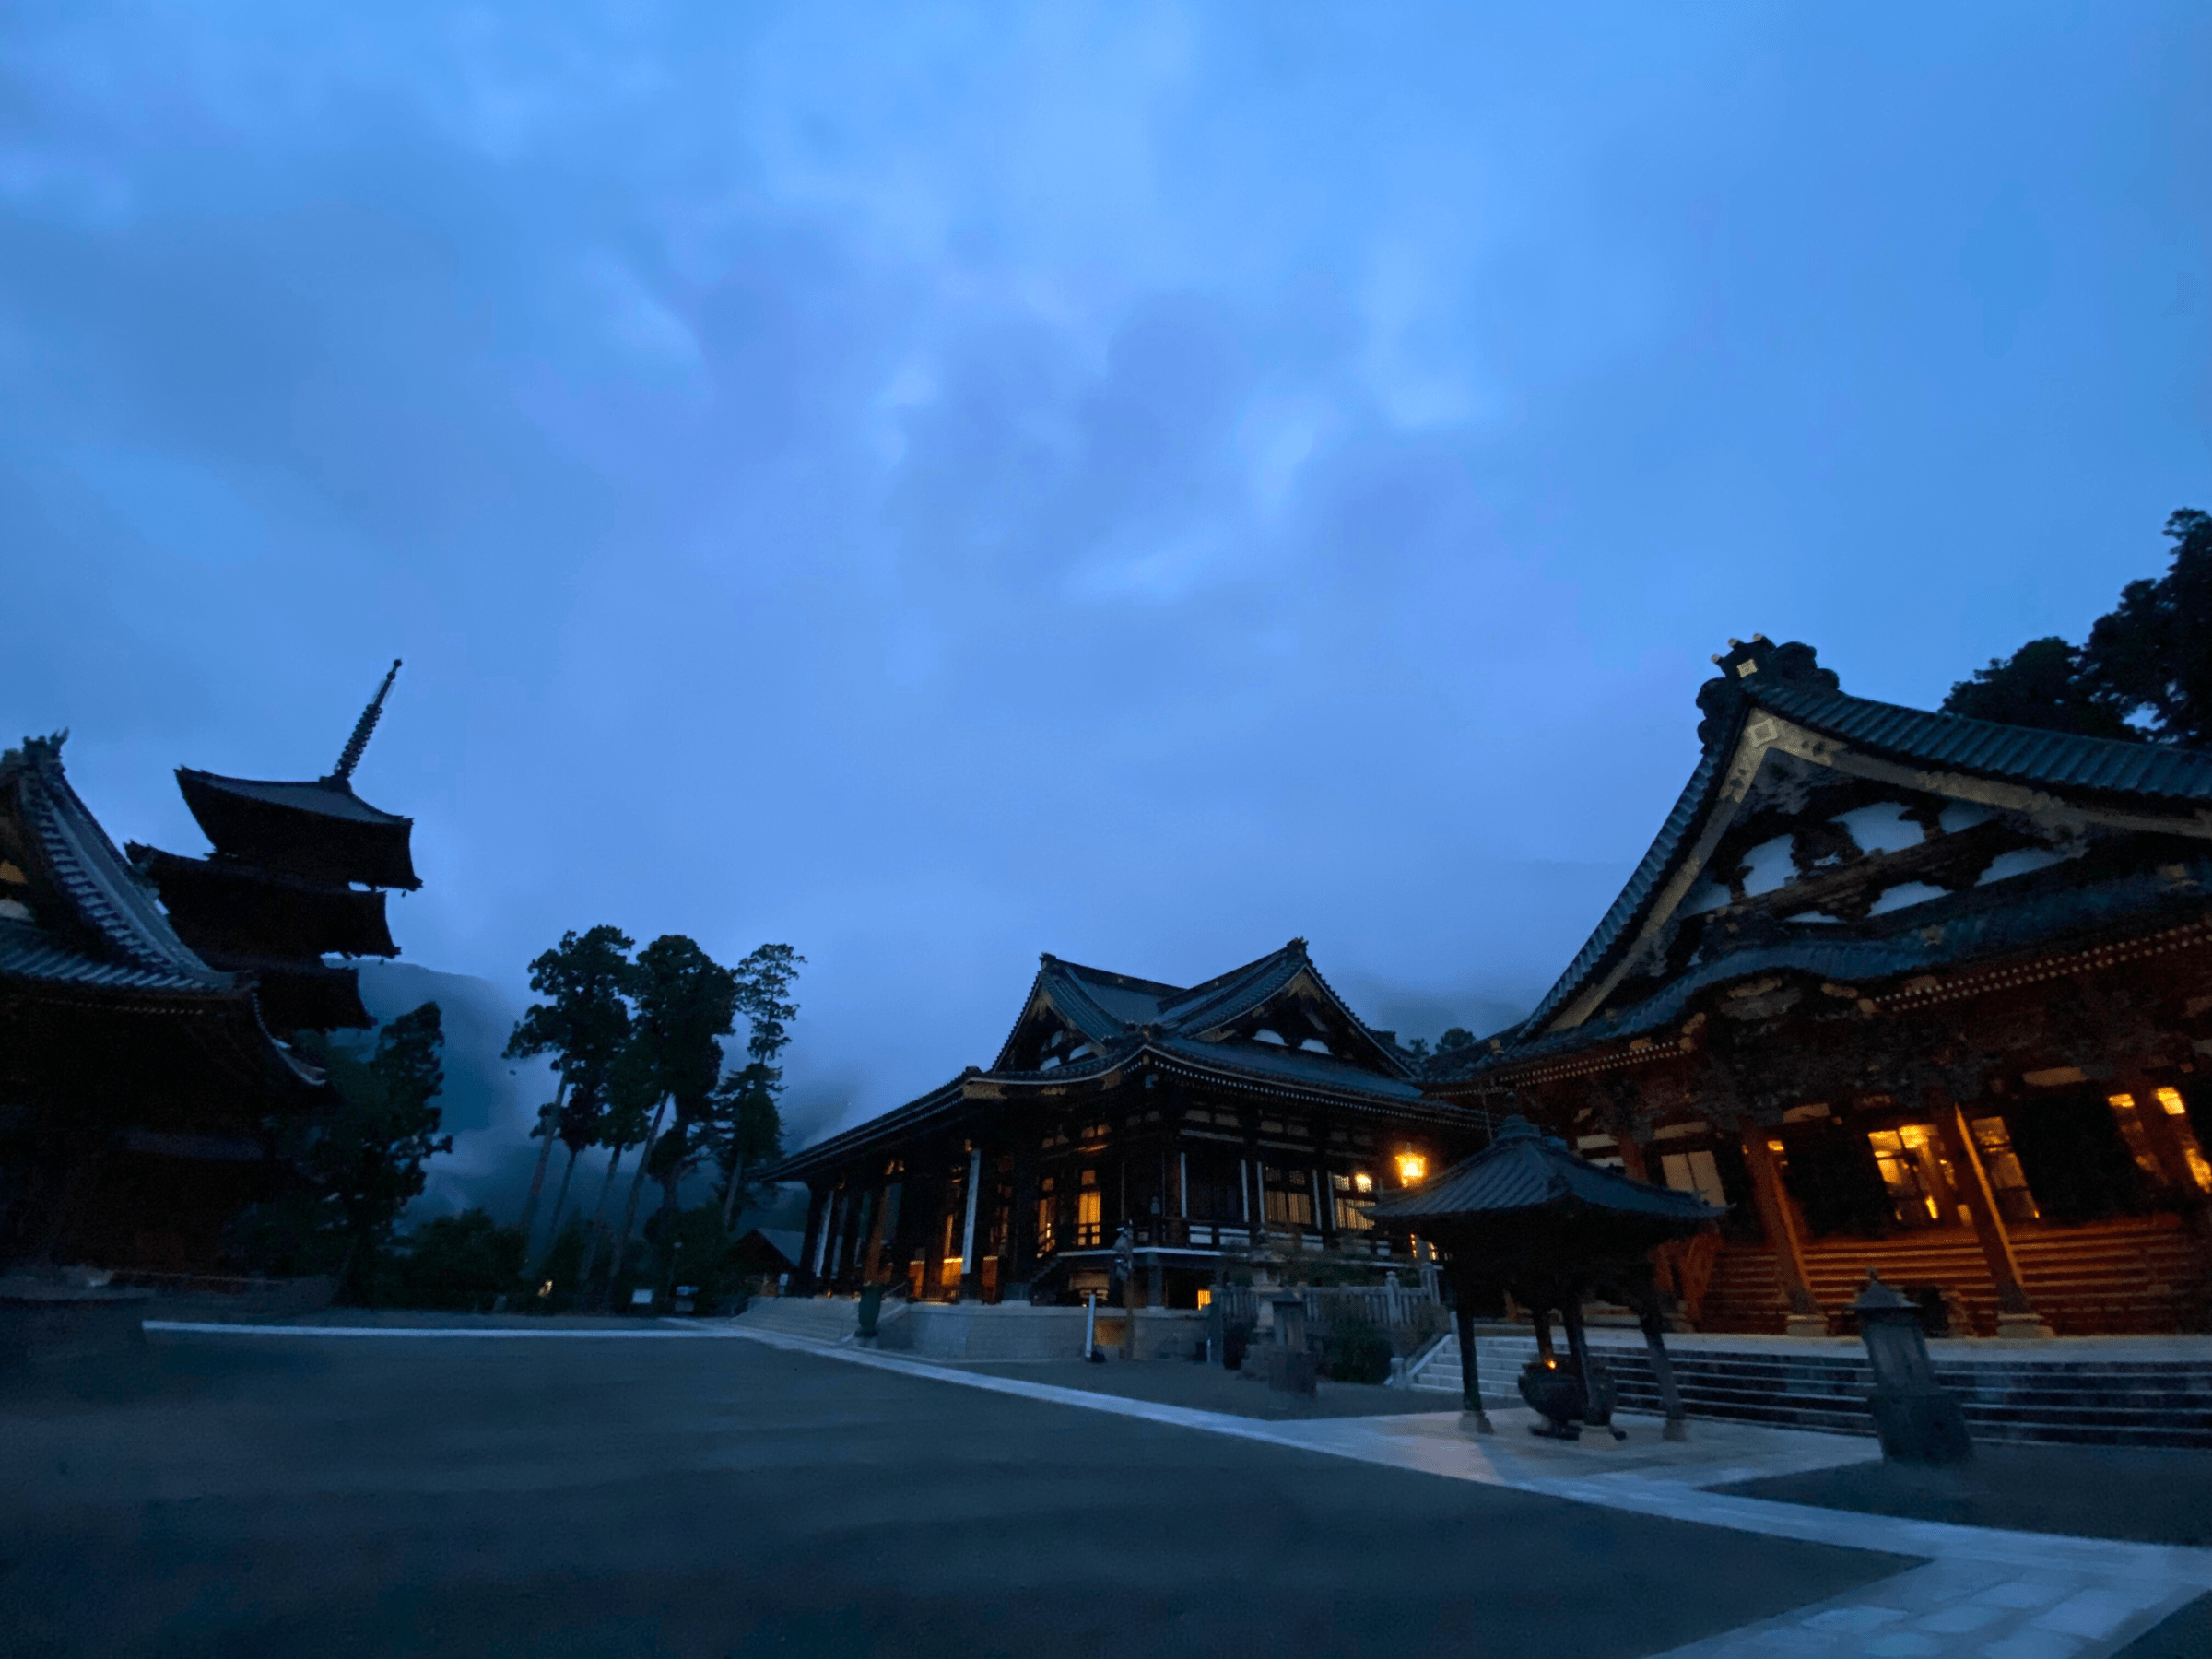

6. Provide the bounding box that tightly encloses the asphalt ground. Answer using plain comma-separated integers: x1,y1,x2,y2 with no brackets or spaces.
0,1328,1912,1659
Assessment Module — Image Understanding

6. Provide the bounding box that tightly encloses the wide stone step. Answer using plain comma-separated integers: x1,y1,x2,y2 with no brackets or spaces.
1407,1340,2212,1448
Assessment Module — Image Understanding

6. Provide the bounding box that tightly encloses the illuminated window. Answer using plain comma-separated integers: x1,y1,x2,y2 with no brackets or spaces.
2152,1088,2212,1190
2107,1095,2169,1182
1867,1128,1940,1224
1035,1175,1057,1254
1077,1180,1102,1246
1196,1288,1212,1310
1966,1116,2040,1222
1659,1149,1726,1208
1330,1171,1374,1230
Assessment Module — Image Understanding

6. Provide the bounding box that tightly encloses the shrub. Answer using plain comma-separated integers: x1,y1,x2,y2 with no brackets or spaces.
1223,1317,1254,1371
397,1208,526,1311
1320,1309,1394,1385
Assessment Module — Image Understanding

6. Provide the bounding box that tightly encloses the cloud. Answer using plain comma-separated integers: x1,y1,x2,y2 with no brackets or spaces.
7,2,2209,1168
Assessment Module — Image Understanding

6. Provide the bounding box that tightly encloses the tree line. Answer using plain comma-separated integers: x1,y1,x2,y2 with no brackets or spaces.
227,927,800,1313
498,926,800,1312
1941,507,2210,747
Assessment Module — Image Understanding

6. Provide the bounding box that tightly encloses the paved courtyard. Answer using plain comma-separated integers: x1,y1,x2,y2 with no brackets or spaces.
1,1321,2206,1658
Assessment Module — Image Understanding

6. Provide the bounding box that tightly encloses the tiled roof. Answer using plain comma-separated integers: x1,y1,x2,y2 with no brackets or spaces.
1435,856,2212,1077
1748,678,2212,804
0,920,228,994
1,736,235,994
770,941,1441,1180
180,770,412,826
1491,646,2212,1062
1149,1032,1426,1105
1366,1116,1721,1224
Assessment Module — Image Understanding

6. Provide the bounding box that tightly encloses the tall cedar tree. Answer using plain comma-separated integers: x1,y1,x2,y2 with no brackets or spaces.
502,925,635,1257
292,1002,452,1300
573,1025,660,1297
1943,509,2212,747
603,935,737,1304
712,944,804,1228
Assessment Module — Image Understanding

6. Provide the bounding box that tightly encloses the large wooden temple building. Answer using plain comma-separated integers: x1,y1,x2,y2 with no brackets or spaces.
0,735,322,1269
765,942,1488,1307
1,664,422,1273
1426,637,2212,1337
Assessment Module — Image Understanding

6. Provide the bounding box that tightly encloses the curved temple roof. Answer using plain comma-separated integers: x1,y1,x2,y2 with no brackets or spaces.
764,939,1447,1182
177,768,419,889
1435,639,2212,1078
1,735,236,995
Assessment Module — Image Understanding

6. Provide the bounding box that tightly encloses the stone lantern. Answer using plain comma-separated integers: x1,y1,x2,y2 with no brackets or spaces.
1854,1270,1972,1464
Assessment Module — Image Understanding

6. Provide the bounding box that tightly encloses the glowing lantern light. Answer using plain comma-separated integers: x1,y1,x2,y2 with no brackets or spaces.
1395,1151,1428,1185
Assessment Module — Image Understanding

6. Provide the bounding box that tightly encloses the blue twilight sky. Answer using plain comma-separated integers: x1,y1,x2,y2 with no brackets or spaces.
6,5,2208,1210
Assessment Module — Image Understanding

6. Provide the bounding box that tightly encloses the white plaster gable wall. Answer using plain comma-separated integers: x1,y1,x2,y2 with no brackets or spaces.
1833,801,1924,853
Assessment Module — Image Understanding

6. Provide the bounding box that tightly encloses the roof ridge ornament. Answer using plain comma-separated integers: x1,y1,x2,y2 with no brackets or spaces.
328,660,401,786
1695,638,1838,749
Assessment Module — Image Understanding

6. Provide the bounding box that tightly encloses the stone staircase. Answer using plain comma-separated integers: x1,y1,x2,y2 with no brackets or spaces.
1694,1218,2210,1336
1405,1334,2212,1448
731,1294,897,1344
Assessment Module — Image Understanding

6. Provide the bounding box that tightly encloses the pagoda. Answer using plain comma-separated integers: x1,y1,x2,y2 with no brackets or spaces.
131,661,418,1033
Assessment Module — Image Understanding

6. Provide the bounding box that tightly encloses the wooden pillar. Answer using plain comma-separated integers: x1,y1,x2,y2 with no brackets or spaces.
1008,1144,1040,1291
835,1188,869,1292
1617,1132,1684,1308
1930,1091,2054,1338
1739,1129,1827,1335
886,1161,926,1295
1241,1117,1262,1247
861,1179,891,1285
797,1184,830,1293
2122,1077,2209,1203
957,1146,984,1301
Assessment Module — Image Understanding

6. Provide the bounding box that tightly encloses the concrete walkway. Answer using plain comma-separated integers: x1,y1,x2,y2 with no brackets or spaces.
706,1320,2212,1659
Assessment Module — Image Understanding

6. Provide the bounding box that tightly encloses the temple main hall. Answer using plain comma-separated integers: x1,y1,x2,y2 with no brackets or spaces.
1426,637,2212,1337
765,942,1487,1308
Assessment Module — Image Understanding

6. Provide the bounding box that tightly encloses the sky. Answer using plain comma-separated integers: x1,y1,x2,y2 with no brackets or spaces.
6,4,2208,1217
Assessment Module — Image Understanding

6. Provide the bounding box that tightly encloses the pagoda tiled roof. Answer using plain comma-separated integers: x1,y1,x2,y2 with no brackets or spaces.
181,771,413,827
177,767,419,889
1453,645,2212,1076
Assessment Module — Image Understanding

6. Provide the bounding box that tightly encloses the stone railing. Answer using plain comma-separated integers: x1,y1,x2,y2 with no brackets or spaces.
1217,1276,1444,1336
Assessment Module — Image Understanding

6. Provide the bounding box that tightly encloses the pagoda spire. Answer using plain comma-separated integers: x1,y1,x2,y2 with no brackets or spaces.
329,659,402,784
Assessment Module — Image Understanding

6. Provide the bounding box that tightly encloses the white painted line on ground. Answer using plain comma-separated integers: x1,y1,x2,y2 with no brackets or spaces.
144,1321,727,1339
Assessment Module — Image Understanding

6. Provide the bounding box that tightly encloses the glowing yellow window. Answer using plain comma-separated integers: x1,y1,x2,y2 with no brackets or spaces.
1077,1183,1101,1245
